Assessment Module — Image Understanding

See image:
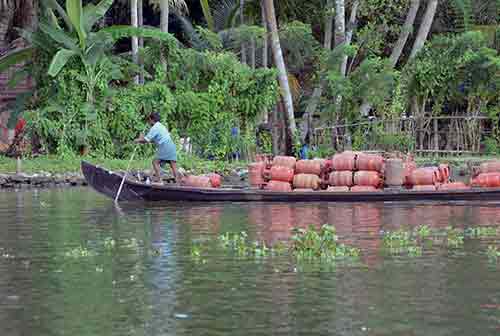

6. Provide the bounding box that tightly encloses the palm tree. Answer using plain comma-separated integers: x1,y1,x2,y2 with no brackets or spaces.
410,0,439,59
263,0,297,143
153,0,188,33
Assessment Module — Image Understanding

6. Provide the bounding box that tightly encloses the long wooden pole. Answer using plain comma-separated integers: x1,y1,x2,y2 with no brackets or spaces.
115,145,139,203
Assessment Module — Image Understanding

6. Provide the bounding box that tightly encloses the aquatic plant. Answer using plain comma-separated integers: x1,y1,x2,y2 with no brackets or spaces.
64,246,97,258
446,227,465,248
291,225,360,261
465,227,499,238
486,246,500,261
415,225,431,239
104,237,116,249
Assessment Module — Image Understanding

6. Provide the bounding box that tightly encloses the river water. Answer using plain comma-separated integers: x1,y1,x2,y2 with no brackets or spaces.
0,187,499,336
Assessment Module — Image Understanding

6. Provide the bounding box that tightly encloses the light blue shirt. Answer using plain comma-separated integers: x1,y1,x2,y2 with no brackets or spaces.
145,122,172,146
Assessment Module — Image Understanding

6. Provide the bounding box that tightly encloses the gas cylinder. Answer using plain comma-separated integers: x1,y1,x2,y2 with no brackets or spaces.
356,153,385,172
438,164,450,182
293,188,315,192
295,160,323,175
248,162,266,187
327,186,350,192
353,171,383,187
265,180,292,192
480,161,500,174
329,171,354,187
471,173,500,188
331,152,357,171
272,156,296,170
408,168,439,186
438,182,470,190
385,158,404,186
350,186,379,192
293,174,321,190
270,166,295,182
412,185,437,191
181,175,212,188
206,173,222,188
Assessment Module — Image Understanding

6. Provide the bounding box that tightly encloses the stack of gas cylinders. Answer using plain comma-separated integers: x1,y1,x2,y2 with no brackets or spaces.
471,162,500,188
181,173,222,188
248,151,478,192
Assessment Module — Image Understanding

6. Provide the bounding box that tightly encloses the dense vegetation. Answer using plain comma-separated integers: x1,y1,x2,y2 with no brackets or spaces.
0,0,498,160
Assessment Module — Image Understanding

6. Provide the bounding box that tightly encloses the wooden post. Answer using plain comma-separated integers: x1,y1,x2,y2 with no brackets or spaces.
433,118,438,156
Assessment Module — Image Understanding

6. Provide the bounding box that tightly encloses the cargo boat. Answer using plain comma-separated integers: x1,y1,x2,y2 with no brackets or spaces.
82,161,500,203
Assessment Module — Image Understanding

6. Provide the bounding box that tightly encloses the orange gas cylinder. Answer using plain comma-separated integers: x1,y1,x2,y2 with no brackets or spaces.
351,186,379,192
422,167,444,183
353,171,383,187
181,175,212,188
480,161,500,174
438,182,470,190
408,168,439,186
265,180,292,192
412,185,437,191
206,173,222,188
270,166,295,182
295,160,322,175
403,156,417,185
293,174,321,190
327,186,350,192
272,156,296,170
248,162,266,187
329,171,354,187
331,152,357,171
356,153,385,172
471,173,500,188
439,164,450,182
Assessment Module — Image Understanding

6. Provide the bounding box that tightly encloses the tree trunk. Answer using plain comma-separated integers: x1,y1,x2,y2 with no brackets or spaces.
263,0,297,143
261,1,268,69
138,0,144,84
410,0,438,59
0,5,13,51
390,0,420,67
341,0,359,76
131,0,139,84
160,0,169,33
334,0,346,49
240,0,247,64
359,0,423,116
250,37,256,69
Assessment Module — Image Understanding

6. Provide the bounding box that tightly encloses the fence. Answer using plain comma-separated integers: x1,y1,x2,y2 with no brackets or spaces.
312,116,494,156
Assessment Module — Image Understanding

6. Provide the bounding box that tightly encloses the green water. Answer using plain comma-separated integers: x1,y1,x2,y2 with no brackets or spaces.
1,187,500,335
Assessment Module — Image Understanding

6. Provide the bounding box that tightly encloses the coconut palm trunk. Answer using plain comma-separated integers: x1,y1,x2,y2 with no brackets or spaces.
131,0,139,84
0,3,14,51
341,0,359,76
410,0,439,59
263,0,297,144
160,0,169,33
138,0,144,83
261,1,268,69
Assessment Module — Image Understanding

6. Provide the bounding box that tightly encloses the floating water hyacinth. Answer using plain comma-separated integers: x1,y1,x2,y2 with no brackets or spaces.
487,246,500,261
64,246,97,258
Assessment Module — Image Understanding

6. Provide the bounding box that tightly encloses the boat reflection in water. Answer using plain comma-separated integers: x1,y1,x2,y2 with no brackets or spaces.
176,201,500,268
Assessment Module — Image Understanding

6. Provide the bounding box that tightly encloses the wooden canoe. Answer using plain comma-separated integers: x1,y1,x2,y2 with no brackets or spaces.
82,161,500,203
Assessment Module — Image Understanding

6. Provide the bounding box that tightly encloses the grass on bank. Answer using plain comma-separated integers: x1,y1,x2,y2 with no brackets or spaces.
1,153,500,175
0,153,247,175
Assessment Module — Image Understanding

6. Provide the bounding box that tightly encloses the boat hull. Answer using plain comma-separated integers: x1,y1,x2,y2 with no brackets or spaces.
82,161,500,203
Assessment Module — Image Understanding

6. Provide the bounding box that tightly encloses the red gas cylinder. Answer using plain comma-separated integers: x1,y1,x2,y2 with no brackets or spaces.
272,156,296,170
403,157,417,185
356,153,385,172
351,186,379,192
408,168,439,186
353,171,383,187
265,180,292,192
206,173,222,188
438,182,470,190
295,160,323,175
439,164,450,182
480,161,500,174
331,152,356,171
293,174,321,190
329,171,354,187
181,175,212,188
270,166,294,182
471,173,500,188
327,186,350,192
248,162,266,187
412,185,437,191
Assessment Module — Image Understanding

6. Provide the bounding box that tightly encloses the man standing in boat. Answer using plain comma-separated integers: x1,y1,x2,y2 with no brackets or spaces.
135,112,179,184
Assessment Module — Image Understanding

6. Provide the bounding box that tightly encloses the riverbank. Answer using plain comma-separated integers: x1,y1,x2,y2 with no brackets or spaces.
1,154,499,189
0,155,248,188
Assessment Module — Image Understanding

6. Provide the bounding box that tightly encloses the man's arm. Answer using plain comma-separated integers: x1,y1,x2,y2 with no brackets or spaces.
134,134,148,144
